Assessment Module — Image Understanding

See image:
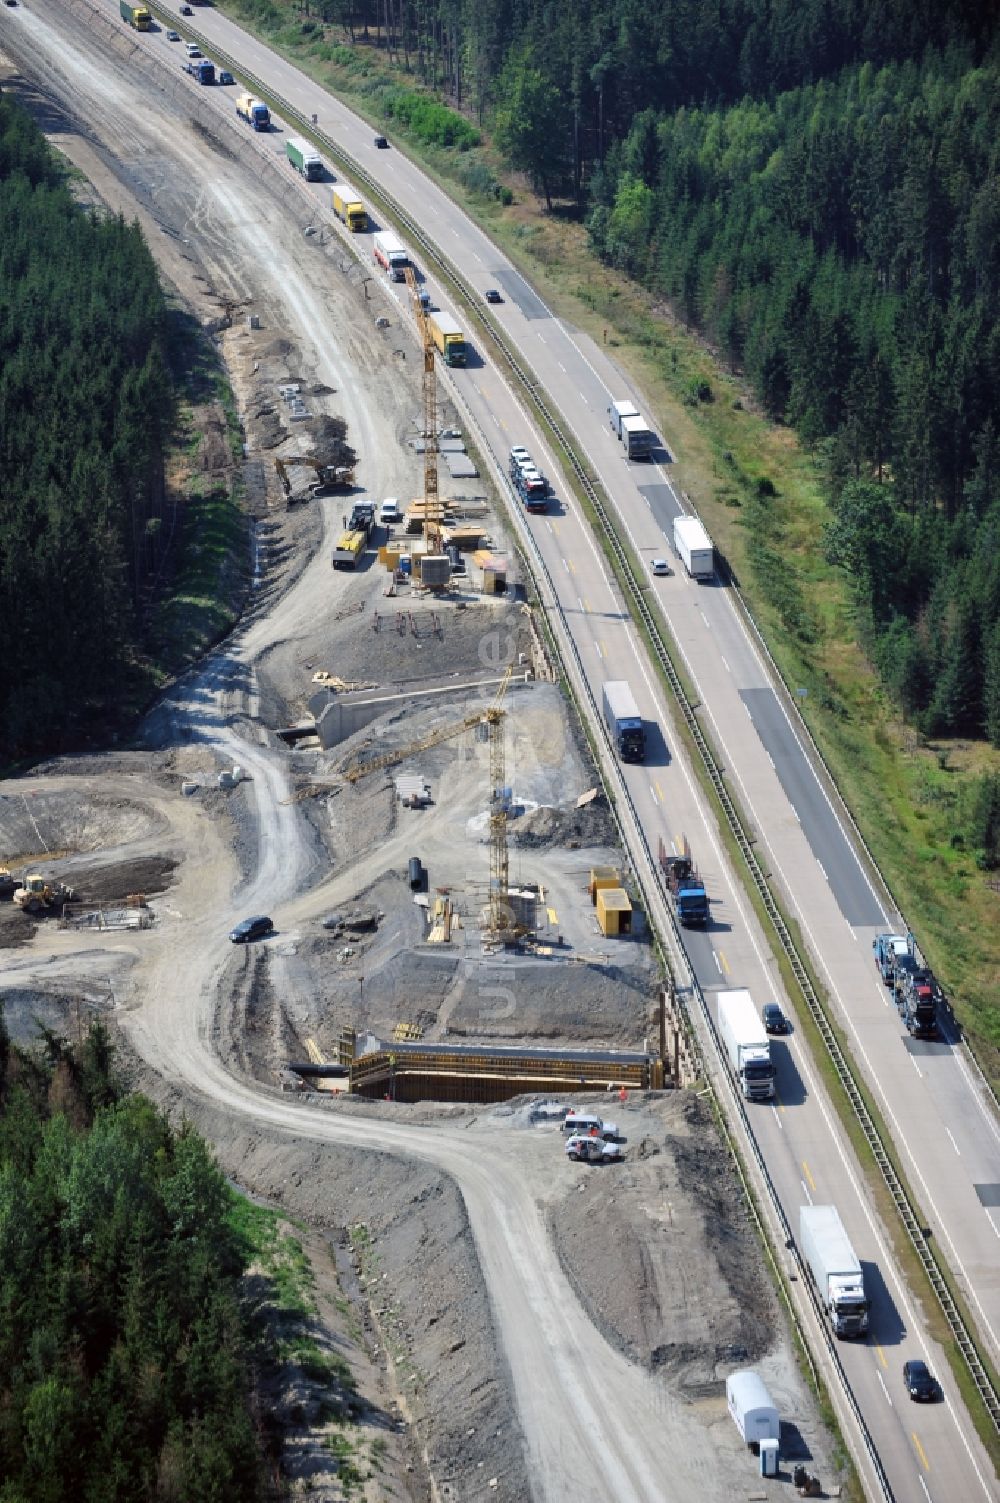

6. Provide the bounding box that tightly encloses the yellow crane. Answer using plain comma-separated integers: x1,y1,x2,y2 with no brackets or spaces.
342,667,521,942
404,265,444,557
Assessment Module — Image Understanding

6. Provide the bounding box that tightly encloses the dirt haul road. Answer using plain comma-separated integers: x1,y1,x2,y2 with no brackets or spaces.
0,6,805,1501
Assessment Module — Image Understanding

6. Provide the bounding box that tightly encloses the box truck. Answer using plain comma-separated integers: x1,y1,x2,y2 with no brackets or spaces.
428,312,466,367
608,399,639,438
717,989,774,1100
602,681,645,762
331,185,367,232
673,514,714,578
620,413,655,458
373,230,409,281
184,58,215,83
799,1205,870,1339
120,0,151,27
236,93,270,131
286,137,323,180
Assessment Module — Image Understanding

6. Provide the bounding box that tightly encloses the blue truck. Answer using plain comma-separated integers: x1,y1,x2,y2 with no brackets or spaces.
185,58,215,83
602,680,645,762
659,836,709,926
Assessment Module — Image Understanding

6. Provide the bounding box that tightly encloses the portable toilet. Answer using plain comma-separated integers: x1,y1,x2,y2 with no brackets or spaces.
726,1370,780,1450
759,1438,779,1477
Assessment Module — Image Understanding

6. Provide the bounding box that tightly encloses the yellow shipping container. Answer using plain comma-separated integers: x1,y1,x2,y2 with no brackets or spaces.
589,866,621,904
596,887,632,937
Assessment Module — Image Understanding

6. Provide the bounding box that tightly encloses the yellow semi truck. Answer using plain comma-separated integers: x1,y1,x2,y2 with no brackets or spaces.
332,185,367,233
120,0,151,28
428,312,466,367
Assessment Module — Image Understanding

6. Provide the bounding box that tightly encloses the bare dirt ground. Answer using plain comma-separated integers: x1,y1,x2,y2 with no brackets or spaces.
0,4,844,1500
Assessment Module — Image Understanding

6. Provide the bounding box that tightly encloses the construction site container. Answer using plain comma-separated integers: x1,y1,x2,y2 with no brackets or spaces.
408,858,425,891
589,866,621,903
596,887,632,936
726,1371,779,1449
418,555,451,587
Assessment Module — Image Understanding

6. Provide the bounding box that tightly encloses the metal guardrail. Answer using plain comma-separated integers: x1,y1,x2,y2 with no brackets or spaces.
138,1,996,1459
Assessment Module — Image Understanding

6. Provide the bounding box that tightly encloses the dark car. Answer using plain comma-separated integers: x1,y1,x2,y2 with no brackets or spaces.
180,4,193,13
218,70,235,85
484,288,503,304
762,1002,790,1035
903,1360,938,1402
230,914,274,944
374,135,388,149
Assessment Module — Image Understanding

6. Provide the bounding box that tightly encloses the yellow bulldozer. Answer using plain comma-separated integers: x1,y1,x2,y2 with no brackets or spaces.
13,874,77,914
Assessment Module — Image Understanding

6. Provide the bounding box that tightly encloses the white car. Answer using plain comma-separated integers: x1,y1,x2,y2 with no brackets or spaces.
186,42,202,57
650,558,671,577
562,1109,619,1139
509,446,531,469
565,1135,624,1164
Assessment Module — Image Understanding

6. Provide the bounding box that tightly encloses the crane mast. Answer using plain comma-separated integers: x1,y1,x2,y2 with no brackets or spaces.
404,266,443,556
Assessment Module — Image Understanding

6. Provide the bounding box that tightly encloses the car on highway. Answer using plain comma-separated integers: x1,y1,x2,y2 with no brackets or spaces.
229,915,274,944
180,4,193,13
218,70,235,85
650,558,670,577
484,288,503,304
903,1359,939,1402
186,42,202,56
374,135,388,149
762,1002,790,1035
166,28,180,40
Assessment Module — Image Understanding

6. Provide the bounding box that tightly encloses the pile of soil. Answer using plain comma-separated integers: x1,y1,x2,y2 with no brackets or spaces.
511,796,617,850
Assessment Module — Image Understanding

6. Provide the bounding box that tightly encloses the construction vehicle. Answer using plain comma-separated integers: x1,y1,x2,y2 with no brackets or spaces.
332,530,366,569
13,874,77,914
120,0,151,28
274,454,355,502
348,500,375,536
427,312,466,368
0,867,16,900
799,1204,870,1338
285,137,323,180
331,184,367,232
658,836,709,926
717,989,774,1100
236,92,270,130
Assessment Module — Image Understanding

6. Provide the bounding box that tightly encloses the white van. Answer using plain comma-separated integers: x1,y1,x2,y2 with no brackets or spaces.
380,497,402,525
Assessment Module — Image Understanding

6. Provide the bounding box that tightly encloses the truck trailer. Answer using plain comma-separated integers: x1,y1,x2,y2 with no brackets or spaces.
331,185,367,232
428,312,466,367
236,93,270,131
607,399,639,438
620,413,655,459
799,1205,870,1339
285,137,323,180
717,989,774,1100
120,0,151,28
373,230,409,281
673,514,714,578
602,681,645,762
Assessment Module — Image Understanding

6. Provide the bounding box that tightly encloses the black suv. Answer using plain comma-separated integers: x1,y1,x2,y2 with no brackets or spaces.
903,1359,938,1402
230,915,274,944
762,1002,790,1035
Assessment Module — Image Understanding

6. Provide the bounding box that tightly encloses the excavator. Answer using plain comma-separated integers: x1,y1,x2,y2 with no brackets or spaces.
13,874,77,914
274,454,356,503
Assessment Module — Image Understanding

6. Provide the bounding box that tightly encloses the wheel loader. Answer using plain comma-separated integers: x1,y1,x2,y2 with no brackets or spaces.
12,874,76,914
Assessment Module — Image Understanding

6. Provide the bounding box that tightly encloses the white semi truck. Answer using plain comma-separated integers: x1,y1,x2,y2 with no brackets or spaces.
717,989,774,1100
673,514,714,578
799,1205,870,1339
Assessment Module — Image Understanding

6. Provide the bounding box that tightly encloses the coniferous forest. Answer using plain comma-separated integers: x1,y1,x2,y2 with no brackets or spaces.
285,0,1000,743
0,1016,260,1500
0,91,173,760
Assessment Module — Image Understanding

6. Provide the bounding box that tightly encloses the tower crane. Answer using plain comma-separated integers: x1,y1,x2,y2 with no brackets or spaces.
404,266,444,557
341,665,524,943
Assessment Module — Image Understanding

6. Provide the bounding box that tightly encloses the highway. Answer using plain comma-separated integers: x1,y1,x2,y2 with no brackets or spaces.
34,2,1000,1498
